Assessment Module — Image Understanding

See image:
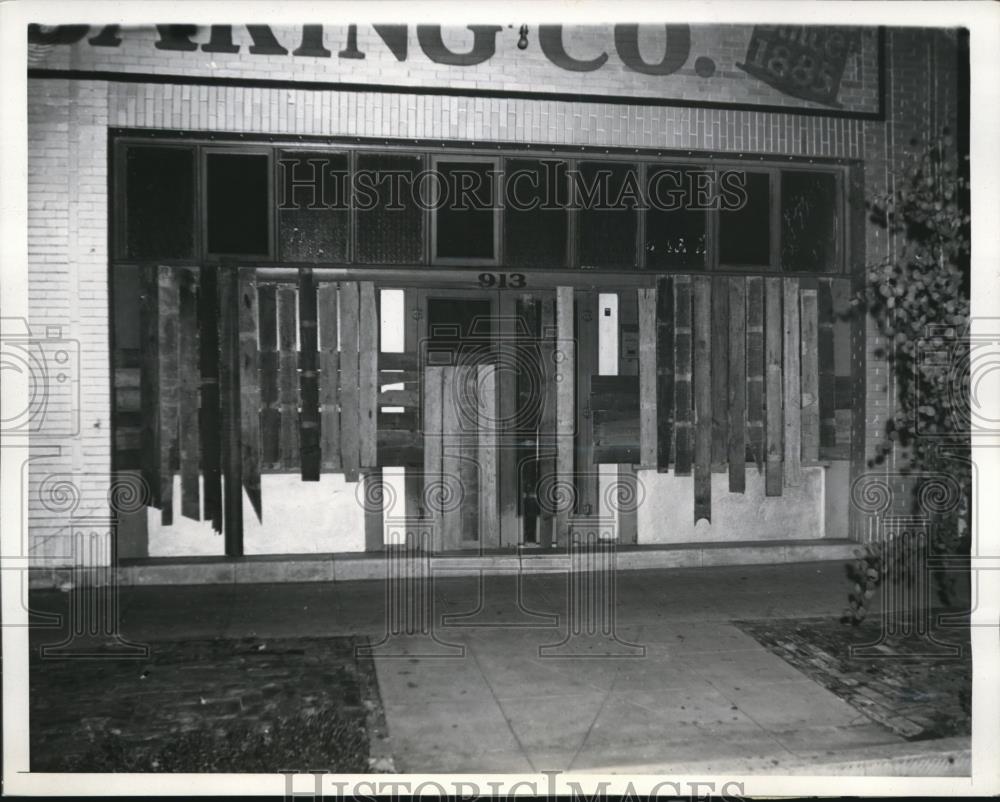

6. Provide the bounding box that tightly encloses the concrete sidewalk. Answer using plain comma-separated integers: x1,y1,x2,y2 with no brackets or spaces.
28,561,969,774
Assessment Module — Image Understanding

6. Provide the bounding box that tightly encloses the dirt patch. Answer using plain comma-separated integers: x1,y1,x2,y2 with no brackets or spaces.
30,635,393,773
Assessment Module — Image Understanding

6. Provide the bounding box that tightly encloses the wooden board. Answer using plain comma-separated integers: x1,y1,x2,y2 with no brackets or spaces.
257,284,280,470
218,267,243,555
617,289,638,544
693,276,712,524
317,282,342,471
745,276,765,476
673,275,693,476
555,286,575,544
783,278,802,487
478,363,499,548
817,278,836,448
298,268,321,481
497,292,519,547
423,366,444,549
538,293,558,548
363,468,384,552
441,365,464,550
197,266,221,532
157,265,180,526
711,275,729,472
139,265,160,511
359,281,379,468
238,268,262,520
339,281,361,482
800,287,820,464
727,277,747,493
178,268,200,521
655,277,674,471
575,290,597,516
764,277,783,496
637,288,657,468
277,288,300,472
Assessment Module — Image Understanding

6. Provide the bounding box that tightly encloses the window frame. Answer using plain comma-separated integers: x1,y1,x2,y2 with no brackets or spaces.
429,154,502,268
201,145,275,262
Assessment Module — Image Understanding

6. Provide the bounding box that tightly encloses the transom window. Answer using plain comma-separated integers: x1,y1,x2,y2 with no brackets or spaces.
114,137,848,275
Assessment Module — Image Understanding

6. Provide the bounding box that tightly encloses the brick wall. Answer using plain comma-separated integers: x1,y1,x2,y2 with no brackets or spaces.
25,25,961,563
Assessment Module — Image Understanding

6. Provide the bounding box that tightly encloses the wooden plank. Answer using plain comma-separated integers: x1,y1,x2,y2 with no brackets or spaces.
298,268,321,481
538,293,558,548
711,275,729,471
764,277,783,496
441,365,463,550
495,293,519,547
139,265,160,511
478,363,499,548
257,284,280,470
745,276,765,476
277,288,300,472
359,281,379,468
727,277,747,493
817,278,836,448
617,288,638,544
379,352,418,371
637,288,657,468
177,268,200,521
800,287,820,464
693,276,712,523
339,281,361,482
403,287,423,529
655,277,674,471
673,275,693,476
459,366,480,544
575,290,597,516
515,294,541,535
783,278,802,487
238,268,262,521
157,265,180,526
423,366,444,549
363,469,384,551
198,266,221,532
218,267,243,555
555,286,575,545
317,282,342,471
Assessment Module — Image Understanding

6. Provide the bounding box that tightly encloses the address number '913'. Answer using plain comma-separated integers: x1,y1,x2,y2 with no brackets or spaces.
478,273,526,289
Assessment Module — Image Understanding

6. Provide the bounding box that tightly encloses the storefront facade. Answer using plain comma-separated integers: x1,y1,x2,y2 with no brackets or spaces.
24,23,964,573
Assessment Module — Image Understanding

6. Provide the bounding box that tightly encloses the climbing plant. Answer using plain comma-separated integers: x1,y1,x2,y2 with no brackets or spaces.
843,130,971,624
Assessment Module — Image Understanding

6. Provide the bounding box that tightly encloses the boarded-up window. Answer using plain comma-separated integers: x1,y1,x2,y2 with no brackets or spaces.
719,171,771,267
206,152,270,256
356,153,424,264
277,151,350,263
124,146,195,259
504,159,568,268
781,170,839,273
644,166,708,270
577,162,639,269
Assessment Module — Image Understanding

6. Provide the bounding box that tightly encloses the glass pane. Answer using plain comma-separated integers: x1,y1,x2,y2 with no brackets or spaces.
125,146,194,259
435,161,497,260
577,162,639,269
644,166,708,270
504,159,568,268
781,171,839,272
206,152,270,256
277,151,349,263
356,153,423,265
719,171,771,266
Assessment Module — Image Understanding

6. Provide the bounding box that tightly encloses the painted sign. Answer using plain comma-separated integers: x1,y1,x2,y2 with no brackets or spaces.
27,24,880,116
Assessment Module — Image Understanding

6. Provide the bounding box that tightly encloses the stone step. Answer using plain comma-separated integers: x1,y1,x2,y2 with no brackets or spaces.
28,539,858,588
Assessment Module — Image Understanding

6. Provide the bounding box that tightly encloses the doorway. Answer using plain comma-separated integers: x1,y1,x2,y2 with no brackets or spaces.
418,289,557,551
